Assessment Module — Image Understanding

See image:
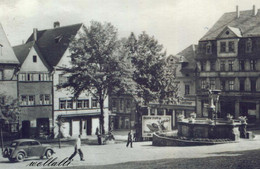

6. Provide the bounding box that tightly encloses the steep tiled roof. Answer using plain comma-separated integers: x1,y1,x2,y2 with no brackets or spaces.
13,41,34,64
201,9,260,41
177,44,197,71
0,23,19,64
26,23,83,67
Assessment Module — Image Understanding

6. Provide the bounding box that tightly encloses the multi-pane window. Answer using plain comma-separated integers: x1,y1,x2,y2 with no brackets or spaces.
60,100,66,109
66,100,72,109
246,39,252,53
221,80,225,91
240,80,245,91
39,74,50,81
210,61,215,71
76,99,89,109
21,95,27,105
28,95,35,105
228,60,234,71
229,80,234,91
92,99,98,108
83,100,89,108
250,60,256,71
77,100,83,108
228,41,235,52
201,61,206,71
220,42,226,53
201,79,207,89
251,79,256,92
185,85,190,95
220,60,225,71
210,79,215,89
239,60,245,71
40,94,51,105
126,100,131,109
206,42,212,54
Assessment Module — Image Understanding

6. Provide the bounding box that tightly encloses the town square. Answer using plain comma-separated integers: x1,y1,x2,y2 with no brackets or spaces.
1,0,260,168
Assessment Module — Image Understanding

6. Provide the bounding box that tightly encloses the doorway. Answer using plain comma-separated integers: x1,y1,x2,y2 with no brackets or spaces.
22,121,30,138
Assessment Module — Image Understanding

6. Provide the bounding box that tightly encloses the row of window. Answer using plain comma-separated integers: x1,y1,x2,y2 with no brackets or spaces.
19,73,51,81
201,78,257,92
112,99,132,110
200,59,257,71
59,99,98,110
20,94,51,106
205,39,252,54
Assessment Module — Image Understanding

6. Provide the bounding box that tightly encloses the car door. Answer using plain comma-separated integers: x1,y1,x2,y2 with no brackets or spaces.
28,141,44,157
18,141,30,156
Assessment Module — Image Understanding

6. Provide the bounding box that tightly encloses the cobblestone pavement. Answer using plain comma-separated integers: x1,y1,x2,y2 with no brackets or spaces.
0,135,260,169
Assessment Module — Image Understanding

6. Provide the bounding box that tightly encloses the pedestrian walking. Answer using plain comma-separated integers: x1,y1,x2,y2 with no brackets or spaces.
126,130,134,148
69,135,85,161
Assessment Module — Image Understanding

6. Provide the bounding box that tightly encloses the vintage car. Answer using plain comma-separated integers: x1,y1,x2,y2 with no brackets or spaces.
2,139,54,162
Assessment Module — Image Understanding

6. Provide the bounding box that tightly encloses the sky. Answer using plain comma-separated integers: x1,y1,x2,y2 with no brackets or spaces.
1,0,260,55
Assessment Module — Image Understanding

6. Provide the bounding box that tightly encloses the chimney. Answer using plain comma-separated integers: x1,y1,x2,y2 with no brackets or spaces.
33,28,37,41
54,21,60,28
253,5,257,16
236,5,240,18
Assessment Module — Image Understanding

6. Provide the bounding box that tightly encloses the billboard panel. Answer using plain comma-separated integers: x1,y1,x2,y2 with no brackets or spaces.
142,116,171,137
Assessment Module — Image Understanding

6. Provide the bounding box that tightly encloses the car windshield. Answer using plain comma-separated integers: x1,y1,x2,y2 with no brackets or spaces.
10,142,18,147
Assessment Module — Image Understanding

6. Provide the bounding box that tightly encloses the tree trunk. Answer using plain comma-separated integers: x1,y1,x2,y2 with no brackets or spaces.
99,96,105,135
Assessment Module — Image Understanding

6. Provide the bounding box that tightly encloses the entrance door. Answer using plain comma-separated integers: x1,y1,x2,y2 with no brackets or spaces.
37,118,49,137
22,121,30,138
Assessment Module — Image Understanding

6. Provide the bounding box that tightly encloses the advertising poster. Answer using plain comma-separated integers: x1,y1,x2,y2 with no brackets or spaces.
142,115,172,137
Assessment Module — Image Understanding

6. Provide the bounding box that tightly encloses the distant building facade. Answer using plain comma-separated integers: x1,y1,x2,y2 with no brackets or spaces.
196,6,260,122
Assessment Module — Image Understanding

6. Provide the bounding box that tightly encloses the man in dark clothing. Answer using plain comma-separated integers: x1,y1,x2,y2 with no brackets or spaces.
69,135,85,161
126,130,134,148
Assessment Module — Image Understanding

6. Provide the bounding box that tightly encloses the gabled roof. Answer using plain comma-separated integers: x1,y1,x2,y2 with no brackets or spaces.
26,23,83,67
201,9,260,41
13,42,51,70
13,41,34,64
176,44,197,71
0,23,19,64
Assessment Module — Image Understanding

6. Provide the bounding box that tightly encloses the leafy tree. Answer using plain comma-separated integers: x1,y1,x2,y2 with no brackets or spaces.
0,94,20,124
123,32,178,105
58,21,129,135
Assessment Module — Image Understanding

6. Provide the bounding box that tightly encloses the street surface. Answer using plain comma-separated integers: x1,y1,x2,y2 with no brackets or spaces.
0,134,260,169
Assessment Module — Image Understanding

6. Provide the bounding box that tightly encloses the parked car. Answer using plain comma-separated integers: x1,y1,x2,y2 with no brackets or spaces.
2,139,54,162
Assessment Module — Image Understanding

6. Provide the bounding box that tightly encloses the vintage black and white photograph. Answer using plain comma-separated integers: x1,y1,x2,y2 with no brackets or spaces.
1,0,260,168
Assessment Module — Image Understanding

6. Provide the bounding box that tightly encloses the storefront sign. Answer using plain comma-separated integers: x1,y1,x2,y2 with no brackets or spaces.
142,116,171,137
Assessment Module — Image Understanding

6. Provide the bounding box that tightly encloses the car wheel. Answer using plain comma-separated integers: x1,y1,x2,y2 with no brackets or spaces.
16,152,25,162
45,149,53,159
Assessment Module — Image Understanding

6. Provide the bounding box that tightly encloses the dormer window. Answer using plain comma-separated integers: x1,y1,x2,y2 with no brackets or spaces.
246,38,252,53
206,42,212,54
33,55,37,63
